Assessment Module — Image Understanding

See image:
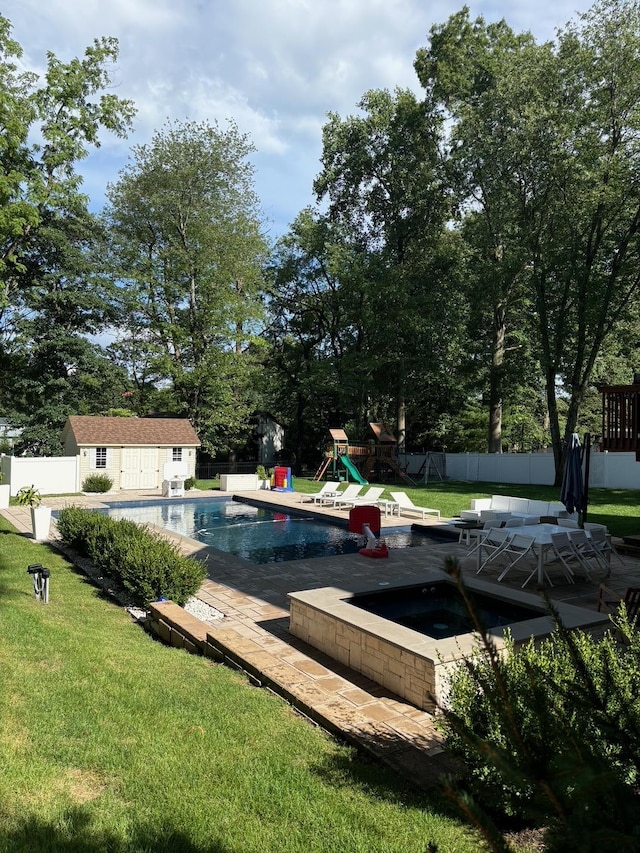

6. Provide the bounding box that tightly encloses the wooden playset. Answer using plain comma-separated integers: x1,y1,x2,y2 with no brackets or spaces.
313,424,415,485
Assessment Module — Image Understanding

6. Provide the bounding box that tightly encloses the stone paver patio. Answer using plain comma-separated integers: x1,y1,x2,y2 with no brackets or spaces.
3,487,638,791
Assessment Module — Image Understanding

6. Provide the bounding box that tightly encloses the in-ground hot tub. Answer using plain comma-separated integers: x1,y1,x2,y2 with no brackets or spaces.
288,571,609,711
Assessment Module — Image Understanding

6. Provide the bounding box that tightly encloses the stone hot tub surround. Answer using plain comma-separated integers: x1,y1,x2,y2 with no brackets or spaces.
288,571,609,712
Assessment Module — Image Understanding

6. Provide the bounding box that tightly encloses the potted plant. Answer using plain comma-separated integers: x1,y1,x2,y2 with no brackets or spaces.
256,465,270,489
0,470,9,510
16,485,51,541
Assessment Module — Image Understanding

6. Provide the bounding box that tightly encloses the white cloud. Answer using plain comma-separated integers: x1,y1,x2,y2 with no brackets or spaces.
4,0,596,236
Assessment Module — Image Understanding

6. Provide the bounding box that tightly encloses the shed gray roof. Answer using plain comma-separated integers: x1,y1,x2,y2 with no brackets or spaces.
61,416,201,447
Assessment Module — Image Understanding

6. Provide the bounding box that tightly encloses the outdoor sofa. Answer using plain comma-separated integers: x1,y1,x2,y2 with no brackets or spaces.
459,494,574,524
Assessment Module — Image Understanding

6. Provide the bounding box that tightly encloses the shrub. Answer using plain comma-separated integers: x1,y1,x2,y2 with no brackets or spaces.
56,506,105,557
16,485,41,507
439,560,640,851
184,476,196,490
56,508,206,607
82,473,113,493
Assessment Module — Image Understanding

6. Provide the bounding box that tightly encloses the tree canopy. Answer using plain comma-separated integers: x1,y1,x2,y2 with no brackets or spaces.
103,119,269,456
3,3,640,477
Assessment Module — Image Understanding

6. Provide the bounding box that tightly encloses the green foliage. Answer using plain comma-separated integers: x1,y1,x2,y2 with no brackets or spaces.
440,562,640,850
255,465,268,480
15,484,41,507
56,507,206,606
183,476,196,490
0,15,135,454
81,473,113,493
103,118,268,457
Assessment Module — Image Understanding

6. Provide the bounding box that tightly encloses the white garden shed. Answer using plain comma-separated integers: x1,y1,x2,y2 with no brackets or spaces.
60,416,201,491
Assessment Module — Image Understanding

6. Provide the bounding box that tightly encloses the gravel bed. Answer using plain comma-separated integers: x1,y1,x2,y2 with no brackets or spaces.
183,596,225,624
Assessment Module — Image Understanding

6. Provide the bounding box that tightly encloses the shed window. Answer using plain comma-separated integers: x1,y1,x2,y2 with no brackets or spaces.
95,447,107,469
172,447,182,462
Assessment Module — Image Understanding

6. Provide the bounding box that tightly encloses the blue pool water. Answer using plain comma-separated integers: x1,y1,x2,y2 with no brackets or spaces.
349,581,541,640
96,497,433,564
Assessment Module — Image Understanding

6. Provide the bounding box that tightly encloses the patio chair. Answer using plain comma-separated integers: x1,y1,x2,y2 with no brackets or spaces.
497,534,537,584
476,527,511,574
503,517,525,528
302,481,341,504
465,519,503,555
558,518,580,529
336,486,384,509
322,484,363,508
588,527,623,571
389,492,440,520
546,532,582,583
597,585,640,623
567,529,606,578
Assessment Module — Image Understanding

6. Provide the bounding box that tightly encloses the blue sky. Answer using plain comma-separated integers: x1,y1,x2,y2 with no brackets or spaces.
6,0,595,241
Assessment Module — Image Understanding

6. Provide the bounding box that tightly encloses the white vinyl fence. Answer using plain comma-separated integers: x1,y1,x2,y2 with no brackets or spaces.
399,451,640,490
2,450,640,496
0,454,81,496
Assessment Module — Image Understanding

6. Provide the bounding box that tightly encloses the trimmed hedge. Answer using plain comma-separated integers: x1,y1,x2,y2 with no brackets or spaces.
57,507,206,607
82,473,113,493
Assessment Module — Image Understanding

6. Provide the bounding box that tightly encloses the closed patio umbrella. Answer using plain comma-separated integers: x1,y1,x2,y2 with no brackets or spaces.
560,433,585,518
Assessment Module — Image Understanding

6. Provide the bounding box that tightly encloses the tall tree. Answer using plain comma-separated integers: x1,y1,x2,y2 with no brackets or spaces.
7,208,131,454
103,120,269,456
264,209,372,469
0,15,135,450
313,88,467,450
416,1,640,480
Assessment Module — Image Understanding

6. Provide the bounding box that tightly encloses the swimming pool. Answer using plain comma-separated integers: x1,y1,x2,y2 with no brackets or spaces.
99,497,431,564
349,581,541,640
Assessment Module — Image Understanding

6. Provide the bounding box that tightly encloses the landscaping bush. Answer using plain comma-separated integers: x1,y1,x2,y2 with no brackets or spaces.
56,508,206,606
56,506,109,557
184,476,196,490
82,473,113,493
439,560,640,851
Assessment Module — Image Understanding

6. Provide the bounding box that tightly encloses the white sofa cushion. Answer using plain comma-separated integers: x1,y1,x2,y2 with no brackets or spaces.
508,497,530,513
491,495,512,511
527,499,551,517
470,498,492,511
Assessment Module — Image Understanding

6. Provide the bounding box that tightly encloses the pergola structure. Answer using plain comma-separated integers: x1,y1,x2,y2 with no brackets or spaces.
599,380,640,460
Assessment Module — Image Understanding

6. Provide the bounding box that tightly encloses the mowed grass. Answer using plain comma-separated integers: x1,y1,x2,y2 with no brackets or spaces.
0,517,482,853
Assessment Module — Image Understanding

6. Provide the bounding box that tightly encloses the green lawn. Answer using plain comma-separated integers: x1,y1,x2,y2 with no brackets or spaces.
0,516,483,853
198,476,640,539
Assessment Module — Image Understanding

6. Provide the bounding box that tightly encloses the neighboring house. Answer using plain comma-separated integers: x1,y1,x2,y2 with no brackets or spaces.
254,412,285,465
60,416,200,491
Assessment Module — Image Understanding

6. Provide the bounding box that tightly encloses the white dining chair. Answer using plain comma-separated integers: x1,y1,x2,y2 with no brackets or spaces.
567,529,604,579
546,532,581,584
497,534,537,584
477,527,511,574
585,527,622,573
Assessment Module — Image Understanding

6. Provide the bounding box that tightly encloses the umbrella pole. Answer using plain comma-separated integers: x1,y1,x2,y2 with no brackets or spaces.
582,432,591,526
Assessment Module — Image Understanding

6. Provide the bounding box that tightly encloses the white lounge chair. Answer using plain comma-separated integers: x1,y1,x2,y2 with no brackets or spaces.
301,481,341,504
322,484,363,507
337,487,385,509
389,492,440,519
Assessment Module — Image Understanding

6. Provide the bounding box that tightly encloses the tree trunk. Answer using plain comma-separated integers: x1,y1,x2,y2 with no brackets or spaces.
488,304,505,453
397,394,406,452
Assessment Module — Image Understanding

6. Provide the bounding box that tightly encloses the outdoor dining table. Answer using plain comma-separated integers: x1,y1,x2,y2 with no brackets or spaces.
475,522,587,586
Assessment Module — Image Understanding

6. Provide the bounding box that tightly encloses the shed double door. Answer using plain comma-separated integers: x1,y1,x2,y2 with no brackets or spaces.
120,447,159,490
